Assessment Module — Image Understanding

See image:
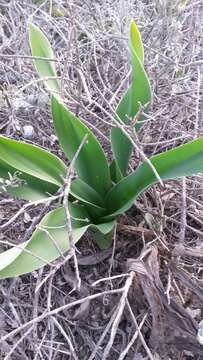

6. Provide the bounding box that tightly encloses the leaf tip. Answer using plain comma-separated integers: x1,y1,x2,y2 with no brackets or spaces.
130,19,144,63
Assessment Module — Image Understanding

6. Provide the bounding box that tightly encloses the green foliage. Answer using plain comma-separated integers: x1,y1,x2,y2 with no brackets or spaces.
110,21,151,177
0,202,115,278
0,136,66,186
0,21,203,278
0,204,90,278
0,158,58,201
0,138,65,200
51,96,112,197
29,23,60,93
103,138,203,220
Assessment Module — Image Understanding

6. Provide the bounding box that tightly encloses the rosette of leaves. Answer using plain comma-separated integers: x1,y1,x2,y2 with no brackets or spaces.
0,21,203,278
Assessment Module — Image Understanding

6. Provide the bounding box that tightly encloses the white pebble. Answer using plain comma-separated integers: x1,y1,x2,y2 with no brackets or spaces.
23,125,34,139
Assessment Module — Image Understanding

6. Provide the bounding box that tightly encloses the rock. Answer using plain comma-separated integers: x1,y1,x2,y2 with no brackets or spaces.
23,125,34,139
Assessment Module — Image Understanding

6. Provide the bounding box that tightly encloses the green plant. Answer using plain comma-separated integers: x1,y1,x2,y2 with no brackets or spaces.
0,21,203,278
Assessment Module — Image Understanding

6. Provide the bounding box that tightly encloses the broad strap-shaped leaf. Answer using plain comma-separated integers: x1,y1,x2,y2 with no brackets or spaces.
0,203,90,278
130,20,144,63
91,220,116,249
109,159,123,184
0,158,59,201
51,96,112,197
103,138,203,220
0,136,67,187
70,178,105,209
70,178,107,222
0,202,116,278
29,23,61,94
111,20,151,176
93,220,116,235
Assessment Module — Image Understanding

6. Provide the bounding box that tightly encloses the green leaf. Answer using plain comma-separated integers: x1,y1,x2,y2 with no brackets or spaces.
111,21,151,176
109,159,123,184
0,136,67,187
104,138,203,220
91,220,116,249
0,201,116,278
91,230,113,250
0,158,59,201
130,20,144,63
51,96,112,197
70,178,108,220
0,203,90,278
70,178,105,209
29,23,60,94
94,220,116,234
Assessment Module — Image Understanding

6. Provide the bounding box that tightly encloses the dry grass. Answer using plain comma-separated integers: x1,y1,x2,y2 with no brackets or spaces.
0,0,203,358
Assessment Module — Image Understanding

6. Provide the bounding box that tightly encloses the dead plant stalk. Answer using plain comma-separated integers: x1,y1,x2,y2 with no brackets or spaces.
62,133,88,291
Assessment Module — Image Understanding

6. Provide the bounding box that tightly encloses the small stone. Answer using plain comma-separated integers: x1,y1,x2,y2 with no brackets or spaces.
50,134,57,145
23,125,34,139
183,350,194,357
24,212,32,224
36,93,49,108
143,135,152,144
15,123,21,132
186,307,201,319
26,94,38,106
197,319,203,345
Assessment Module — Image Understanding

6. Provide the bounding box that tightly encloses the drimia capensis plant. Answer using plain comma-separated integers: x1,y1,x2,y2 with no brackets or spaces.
0,21,203,278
